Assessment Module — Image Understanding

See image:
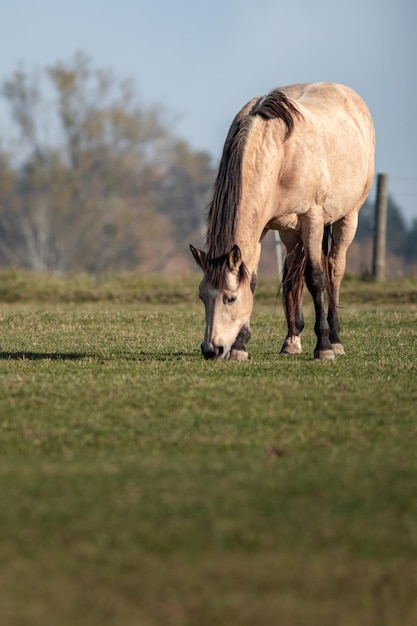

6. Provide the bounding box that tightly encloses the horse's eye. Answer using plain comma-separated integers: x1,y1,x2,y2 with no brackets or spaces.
227,295,237,304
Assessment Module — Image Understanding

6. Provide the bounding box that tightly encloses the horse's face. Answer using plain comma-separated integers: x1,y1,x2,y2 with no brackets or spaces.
190,245,254,360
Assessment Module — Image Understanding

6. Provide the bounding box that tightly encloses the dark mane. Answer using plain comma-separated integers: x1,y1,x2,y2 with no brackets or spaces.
205,89,302,288
204,114,252,288
252,89,303,139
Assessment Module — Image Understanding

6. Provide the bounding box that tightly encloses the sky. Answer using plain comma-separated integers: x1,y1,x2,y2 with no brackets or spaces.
1,0,416,221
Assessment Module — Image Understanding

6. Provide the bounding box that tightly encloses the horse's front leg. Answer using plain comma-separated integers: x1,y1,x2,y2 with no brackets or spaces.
229,269,257,361
303,210,335,360
230,322,251,361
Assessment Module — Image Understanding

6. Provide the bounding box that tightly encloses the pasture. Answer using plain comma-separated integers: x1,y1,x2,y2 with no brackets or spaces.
1,271,417,626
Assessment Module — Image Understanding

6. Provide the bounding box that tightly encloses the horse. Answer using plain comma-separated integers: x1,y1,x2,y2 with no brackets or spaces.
190,82,375,361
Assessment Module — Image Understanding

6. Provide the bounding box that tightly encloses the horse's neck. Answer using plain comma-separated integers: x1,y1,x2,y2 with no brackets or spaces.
234,148,279,270
234,208,264,273
231,116,285,271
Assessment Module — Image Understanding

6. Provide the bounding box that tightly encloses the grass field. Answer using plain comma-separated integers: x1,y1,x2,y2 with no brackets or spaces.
1,271,417,625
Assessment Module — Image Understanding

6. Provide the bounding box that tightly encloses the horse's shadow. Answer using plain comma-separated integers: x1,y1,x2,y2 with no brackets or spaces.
0,352,87,361
0,351,194,362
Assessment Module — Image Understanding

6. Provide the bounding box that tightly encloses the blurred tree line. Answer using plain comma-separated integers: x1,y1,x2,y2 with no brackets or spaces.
0,52,213,273
0,53,416,275
348,196,417,277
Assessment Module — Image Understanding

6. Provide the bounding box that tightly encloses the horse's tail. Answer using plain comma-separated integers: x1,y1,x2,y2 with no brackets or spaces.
281,237,306,337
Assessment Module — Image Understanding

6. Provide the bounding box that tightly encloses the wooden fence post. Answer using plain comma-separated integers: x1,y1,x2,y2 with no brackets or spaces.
274,230,284,284
372,173,388,281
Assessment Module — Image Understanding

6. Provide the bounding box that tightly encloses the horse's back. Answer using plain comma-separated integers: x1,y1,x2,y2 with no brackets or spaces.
278,82,370,117
270,82,375,222
280,82,374,145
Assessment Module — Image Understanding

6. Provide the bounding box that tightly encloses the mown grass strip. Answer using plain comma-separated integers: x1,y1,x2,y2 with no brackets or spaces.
0,275,416,625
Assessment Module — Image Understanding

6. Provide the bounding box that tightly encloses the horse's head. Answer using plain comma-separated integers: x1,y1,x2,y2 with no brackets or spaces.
190,244,254,360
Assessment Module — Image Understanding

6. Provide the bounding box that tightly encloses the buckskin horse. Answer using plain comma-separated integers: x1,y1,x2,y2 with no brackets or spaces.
190,82,375,360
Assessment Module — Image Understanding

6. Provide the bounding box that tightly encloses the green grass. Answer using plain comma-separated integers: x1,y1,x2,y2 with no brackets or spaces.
1,272,417,625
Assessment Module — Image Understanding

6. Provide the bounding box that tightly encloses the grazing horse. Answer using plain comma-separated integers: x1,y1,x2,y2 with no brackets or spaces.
190,82,375,360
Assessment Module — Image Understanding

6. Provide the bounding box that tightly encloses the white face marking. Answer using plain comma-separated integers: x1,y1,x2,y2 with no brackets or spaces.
207,286,218,299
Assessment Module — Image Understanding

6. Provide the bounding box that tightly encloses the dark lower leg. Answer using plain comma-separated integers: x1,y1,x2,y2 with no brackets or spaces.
231,323,251,353
305,260,334,359
327,305,341,345
281,257,305,354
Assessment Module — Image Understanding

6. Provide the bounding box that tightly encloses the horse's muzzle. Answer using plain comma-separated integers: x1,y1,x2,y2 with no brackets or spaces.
201,343,226,360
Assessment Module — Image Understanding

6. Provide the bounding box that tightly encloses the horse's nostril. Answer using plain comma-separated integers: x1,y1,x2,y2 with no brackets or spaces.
216,346,224,356
201,343,215,359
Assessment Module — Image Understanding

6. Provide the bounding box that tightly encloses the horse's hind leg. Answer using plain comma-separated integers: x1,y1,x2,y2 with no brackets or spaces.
326,211,359,356
279,232,305,355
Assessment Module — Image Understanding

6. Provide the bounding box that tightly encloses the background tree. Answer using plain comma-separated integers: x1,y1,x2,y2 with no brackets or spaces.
0,53,215,273
353,194,416,275
403,218,417,265
1,54,415,275
155,140,212,241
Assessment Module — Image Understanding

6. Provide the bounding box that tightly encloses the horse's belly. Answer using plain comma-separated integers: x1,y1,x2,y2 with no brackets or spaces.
267,213,301,232
322,203,349,225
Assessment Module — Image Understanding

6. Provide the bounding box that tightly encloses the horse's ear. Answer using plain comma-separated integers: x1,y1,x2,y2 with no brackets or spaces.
190,245,206,270
227,245,242,271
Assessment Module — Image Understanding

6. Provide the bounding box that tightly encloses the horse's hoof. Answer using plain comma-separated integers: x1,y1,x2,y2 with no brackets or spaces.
331,343,345,356
314,349,335,361
280,336,302,355
230,349,248,361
